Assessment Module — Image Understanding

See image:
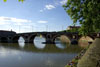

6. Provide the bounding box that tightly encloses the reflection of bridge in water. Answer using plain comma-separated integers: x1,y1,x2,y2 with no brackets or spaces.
0,30,98,44
0,43,82,53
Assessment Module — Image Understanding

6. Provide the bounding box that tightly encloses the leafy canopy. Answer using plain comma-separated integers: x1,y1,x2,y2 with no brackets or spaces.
3,0,24,2
63,0,100,35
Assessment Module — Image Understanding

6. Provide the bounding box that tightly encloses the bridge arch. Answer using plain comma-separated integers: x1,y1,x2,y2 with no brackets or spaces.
0,37,8,43
28,34,38,43
46,34,52,39
28,34,46,43
8,37,12,40
78,36,94,47
18,36,25,42
52,34,71,44
12,35,20,43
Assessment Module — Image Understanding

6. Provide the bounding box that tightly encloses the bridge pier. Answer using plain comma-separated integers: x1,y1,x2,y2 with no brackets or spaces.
0,37,1,43
0,37,9,43
45,38,55,44
8,39,12,43
70,35,78,45
71,39,78,45
25,39,29,43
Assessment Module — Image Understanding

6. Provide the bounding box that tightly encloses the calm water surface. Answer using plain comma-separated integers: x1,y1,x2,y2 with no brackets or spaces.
0,36,82,67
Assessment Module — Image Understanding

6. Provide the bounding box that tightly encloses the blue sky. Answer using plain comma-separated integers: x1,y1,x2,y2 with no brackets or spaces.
0,0,75,33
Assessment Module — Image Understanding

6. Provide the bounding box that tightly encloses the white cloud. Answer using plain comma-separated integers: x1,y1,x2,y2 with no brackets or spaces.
45,4,55,10
0,16,32,26
39,4,55,12
60,0,68,5
39,0,68,12
11,18,31,23
40,10,43,12
38,20,48,23
0,21,9,25
0,16,32,25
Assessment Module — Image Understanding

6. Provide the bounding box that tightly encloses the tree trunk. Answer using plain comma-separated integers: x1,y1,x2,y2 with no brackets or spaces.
77,38,100,67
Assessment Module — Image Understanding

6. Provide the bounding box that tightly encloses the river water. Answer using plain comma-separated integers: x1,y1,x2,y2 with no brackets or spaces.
0,36,82,67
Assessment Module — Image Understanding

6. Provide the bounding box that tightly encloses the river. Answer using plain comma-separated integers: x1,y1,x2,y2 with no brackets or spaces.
0,36,82,67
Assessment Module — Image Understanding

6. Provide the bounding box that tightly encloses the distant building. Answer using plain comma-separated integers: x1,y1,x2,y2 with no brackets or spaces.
67,26,80,30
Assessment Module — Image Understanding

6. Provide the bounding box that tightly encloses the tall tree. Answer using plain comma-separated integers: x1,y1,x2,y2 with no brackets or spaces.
3,0,24,2
63,0,100,35
63,0,100,67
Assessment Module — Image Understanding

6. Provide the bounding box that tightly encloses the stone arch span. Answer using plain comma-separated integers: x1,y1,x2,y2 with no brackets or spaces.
46,34,52,39
18,36,26,42
0,37,8,43
28,34,37,43
78,36,94,47
12,35,20,43
29,34,46,43
52,34,71,44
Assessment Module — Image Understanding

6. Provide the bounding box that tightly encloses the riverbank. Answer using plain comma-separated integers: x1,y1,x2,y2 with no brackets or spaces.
77,38,100,67
65,46,89,67
65,38,100,67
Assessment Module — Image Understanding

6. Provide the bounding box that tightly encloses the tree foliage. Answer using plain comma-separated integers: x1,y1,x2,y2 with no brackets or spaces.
63,0,100,35
3,0,24,2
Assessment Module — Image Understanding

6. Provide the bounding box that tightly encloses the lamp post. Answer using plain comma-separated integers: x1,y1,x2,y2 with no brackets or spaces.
62,25,63,31
31,25,34,32
46,25,48,32
19,25,20,33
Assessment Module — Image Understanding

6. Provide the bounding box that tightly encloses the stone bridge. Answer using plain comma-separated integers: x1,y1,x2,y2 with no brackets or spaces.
0,30,98,44
14,32,80,43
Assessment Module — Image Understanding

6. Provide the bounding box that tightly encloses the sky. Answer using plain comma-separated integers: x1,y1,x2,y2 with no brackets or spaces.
0,0,76,33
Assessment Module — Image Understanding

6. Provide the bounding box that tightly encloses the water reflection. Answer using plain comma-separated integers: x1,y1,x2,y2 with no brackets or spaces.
0,46,77,67
0,36,83,67
55,38,67,49
34,36,46,49
0,47,20,58
18,37,25,48
19,42,25,48
0,43,82,67
55,41,66,49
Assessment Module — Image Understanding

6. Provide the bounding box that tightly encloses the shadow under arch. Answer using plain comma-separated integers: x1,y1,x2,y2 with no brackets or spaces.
28,34,37,43
0,37,8,43
44,44,59,50
46,34,52,39
12,35,20,43
78,36,94,47
53,34,71,44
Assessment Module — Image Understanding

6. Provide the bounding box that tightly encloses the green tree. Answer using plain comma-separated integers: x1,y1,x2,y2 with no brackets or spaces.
63,0,100,67
3,0,24,2
63,0,100,36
